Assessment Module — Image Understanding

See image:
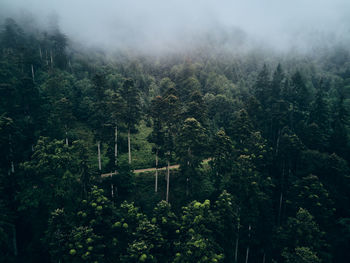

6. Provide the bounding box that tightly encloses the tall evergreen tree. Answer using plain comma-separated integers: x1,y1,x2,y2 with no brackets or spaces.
120,78,141,164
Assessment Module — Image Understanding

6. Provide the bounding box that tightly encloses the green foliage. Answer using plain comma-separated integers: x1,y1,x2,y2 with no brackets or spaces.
174,200,223,263
276,208,329,263
282,247,321,263
1,16,350,263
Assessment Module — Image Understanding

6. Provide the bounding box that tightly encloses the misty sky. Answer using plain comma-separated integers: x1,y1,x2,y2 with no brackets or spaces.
2,0,350,53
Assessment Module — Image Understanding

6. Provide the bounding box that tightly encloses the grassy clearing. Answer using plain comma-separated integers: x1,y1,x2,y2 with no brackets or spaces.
119,121,155,169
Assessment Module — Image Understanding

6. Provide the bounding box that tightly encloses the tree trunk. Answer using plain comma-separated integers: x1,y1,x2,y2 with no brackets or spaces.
128,128,131,164
65,124,68,146
166,160,170,202
9,134,14,173
275,128,281,156
245,246,250,263
278,192,283,226
235,218,240,263
97,141,101,171
245,225,251,263
31,64,35,82
155,149,158,193
278,161,285,225
186,177,189,196
114,125,118,167
262,252,266,263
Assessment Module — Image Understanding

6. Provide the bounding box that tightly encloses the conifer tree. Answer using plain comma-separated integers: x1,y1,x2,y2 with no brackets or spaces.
120,78,141,164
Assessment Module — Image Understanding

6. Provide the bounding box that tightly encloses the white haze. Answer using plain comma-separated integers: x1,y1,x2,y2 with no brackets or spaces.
1,0,350,54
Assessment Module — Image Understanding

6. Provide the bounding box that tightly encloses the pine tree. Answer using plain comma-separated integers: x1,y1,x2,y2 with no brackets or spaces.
176,118,208,196
253,64,270,108
120,78,141,164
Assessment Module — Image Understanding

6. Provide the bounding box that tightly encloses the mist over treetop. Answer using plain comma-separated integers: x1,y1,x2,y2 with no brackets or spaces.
1,0,350,54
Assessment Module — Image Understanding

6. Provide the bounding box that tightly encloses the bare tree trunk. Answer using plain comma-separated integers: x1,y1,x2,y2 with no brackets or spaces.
186,178,189,196
262,252,266,263
155,149,158,193
245,225,251,263
128,128,131,164
278,192,283,225
97,141,101,171
9,134,14,173
278,161,285,225
245,246,250,263
65,124,68,146
31,64,35,82
235,218,240,263
114,125,118,167
166,160,170,202
275,128,281,156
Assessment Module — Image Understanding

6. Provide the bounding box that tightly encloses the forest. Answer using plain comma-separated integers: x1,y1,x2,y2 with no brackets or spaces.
0,14,350,263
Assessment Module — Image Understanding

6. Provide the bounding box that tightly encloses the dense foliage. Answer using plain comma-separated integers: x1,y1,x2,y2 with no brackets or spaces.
1,18,350,263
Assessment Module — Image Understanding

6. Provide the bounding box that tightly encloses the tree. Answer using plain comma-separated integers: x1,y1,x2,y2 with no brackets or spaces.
276,129,305,225
152,201,179,262
253,64,270,108
309,80,330,149
105,89,126,170
282,247,321,263
90,73,109,171
110,160,135,202
115,201,159,262
288,174,334,228
226,109,253,151
275,208,329,263
120,78,141,164
174,200,223,263
148,96,166,193
162,87,181,202
205,94,236,131
176,118,208,197
1,18,25,51
290,71,310,112
210,129,235,192
50,29,68,69
173,61,201,102
51,186,115,262
159,77,175,96
269,63,284,103
53,97,75,145
183,90,207,126
212,191,239,263
329,89,349,160
204,72,235,96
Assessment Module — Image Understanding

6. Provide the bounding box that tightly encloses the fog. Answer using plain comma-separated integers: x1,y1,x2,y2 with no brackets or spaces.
1,0,350,54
